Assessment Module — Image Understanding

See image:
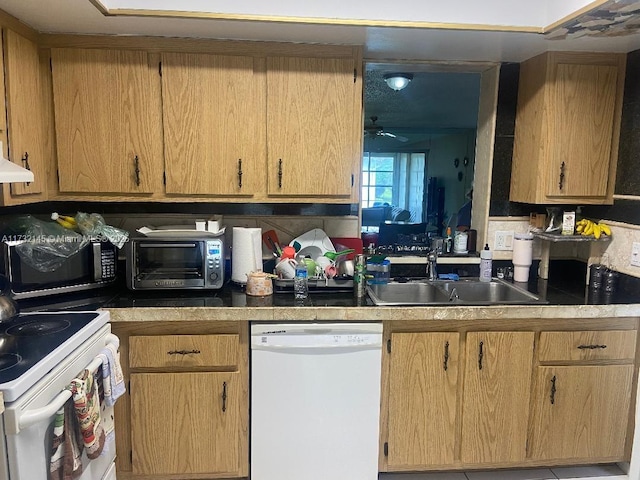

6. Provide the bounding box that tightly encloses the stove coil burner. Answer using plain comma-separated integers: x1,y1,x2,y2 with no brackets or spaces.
0,353,21,371
7,319,71,337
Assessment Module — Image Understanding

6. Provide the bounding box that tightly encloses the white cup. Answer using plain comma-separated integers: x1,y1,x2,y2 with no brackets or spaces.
195,220,206,231
275,258,297,279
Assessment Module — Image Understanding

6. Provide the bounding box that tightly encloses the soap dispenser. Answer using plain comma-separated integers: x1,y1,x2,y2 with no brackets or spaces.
479,244,492,282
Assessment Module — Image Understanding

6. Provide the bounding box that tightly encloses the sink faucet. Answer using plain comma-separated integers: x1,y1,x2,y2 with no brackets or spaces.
449,287,459,302
426,252,438,281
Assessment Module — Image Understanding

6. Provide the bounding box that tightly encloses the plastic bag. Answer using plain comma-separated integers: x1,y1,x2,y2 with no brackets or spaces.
11,215,89,273
74,212,129,249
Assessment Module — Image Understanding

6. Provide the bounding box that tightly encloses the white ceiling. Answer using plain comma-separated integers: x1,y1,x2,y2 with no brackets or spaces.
96,0,591,29
1,0,640,62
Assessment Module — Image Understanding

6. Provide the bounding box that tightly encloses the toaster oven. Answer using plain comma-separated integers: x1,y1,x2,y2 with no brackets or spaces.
126,236,224,290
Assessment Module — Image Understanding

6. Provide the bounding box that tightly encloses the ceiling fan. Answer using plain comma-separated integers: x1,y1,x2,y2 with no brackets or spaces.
364,116,408,142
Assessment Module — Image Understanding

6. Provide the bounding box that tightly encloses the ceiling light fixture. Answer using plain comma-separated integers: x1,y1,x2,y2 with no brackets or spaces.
383,73,413,91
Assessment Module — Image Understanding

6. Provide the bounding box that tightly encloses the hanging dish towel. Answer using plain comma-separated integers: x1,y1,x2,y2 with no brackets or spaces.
49,398,83,480
69,369,105,460
99,343,125,406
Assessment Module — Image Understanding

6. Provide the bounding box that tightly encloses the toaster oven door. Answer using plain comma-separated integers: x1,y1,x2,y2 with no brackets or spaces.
132,241,207,289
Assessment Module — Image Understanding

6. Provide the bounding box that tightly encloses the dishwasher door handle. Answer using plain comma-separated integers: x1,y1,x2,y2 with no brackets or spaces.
251,343,382,352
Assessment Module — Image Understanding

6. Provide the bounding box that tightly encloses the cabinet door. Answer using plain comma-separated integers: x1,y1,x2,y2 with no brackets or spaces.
51,48,163,194
387,332,459,469
461,331,534,464
161,53,265,196
266,56,358,197
546,63,618,199
131,372,240,476
529,365,633,461
3,30,47,197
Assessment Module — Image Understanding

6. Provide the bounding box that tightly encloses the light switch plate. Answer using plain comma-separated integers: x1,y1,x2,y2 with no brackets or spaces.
631,242,640,267
495,231,514,251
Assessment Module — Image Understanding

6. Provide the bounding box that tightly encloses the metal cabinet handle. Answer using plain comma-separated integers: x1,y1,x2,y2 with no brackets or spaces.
237,159,243,188
558,161,565,190
278,159,283,189
134,155,141,186
478,341,484,370
222,381,228,412
577,344,607,350
550,375,557,405
443,341,450,371
167,349,201,355
21,152,31,186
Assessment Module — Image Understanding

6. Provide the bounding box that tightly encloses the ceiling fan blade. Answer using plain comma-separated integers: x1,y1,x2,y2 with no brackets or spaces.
380,132,409,142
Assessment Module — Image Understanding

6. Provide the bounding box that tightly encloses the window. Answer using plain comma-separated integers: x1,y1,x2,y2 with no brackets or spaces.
362,153,394,208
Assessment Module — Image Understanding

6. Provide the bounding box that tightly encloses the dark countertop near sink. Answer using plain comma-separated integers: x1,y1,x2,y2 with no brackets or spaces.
15,260,640,313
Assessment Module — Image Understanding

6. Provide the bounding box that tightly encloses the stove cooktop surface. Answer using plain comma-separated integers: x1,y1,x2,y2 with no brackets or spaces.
0,310,109,402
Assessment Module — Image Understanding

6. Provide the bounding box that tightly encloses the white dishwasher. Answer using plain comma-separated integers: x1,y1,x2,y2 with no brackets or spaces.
251,322,383,480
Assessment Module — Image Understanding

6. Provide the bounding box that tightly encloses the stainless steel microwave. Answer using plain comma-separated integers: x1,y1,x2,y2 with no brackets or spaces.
0,239,117,299
125,236,225,290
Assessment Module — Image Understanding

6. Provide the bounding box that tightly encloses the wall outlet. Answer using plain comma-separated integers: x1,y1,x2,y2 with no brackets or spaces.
495,231,514,251
631,242,640,267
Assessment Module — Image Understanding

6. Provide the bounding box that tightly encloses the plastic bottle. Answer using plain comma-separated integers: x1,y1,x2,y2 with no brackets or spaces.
444,227,453,254
479,243,492,282
293,256,309,301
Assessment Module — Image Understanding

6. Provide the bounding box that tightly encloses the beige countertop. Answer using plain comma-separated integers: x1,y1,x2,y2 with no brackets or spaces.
104,303,640,323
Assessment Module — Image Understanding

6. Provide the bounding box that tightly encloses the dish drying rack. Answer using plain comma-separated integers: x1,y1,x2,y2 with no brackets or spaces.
274,277,354,293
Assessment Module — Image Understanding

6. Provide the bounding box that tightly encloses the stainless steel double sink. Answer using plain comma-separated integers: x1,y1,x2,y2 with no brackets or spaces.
366,278,545,306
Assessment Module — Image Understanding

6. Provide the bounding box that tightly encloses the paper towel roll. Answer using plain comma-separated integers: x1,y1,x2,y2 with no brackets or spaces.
231,227,262,284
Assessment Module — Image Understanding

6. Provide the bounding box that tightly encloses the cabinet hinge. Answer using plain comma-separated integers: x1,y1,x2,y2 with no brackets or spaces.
158,61,162,77
354,68,357,83
387,338,391,354
351,174,354,187
56,169,59,184
162,171,166,186
49,57,52,72
383,442,388,456
130,450,133,464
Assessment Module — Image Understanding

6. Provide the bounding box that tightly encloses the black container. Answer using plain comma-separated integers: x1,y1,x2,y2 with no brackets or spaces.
588,264,607,291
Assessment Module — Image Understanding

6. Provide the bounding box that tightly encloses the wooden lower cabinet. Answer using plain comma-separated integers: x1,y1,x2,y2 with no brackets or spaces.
131,372,240,476
387,332,459,468
460,331,534,464
111,321,248,479
381,321,638,474
529,365,634,461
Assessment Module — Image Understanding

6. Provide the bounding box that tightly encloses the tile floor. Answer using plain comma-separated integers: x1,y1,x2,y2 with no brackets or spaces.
379,464,627,480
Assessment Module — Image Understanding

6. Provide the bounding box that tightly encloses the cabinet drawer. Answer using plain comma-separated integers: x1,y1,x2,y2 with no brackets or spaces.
538,330,637,362
130,334,239,369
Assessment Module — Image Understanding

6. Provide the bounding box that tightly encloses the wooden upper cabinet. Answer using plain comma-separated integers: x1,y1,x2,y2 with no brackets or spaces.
510,52,625,205
161,53,265,196
51,48,163,194
3,30,48,198
460,331,534,465
266,56,359,198
387,332,459,469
